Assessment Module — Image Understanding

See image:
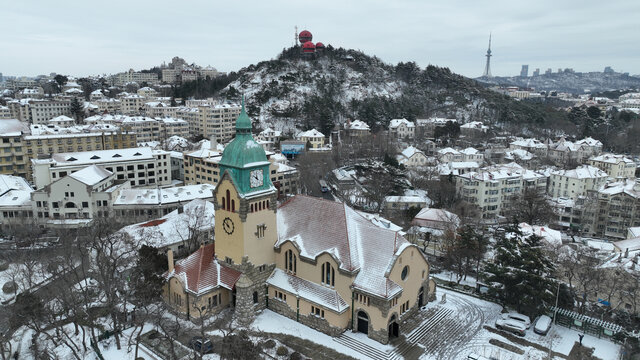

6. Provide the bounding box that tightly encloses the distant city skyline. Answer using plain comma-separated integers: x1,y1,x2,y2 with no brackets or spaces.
2,0,638,79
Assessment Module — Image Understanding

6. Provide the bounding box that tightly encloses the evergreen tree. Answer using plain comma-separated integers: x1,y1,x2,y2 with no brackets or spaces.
482,224,556,315
69,97,84,123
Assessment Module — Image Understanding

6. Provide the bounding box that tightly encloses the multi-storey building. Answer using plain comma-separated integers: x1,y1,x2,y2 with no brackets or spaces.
84,115,189,143
94,98,122,114
588,154,636,179
388,118,415,138
29,100,73,124
0,174,34,226
0,106,11,119
415,118,456,138
256,127,282,151
548,165,609,200
183,143,299,198
192,103,241,141
144,102,179,118
32,147,171,189
455,163,547,220
582,179,640,240
296,129,325,149
31,165,125,227
120,94,146,115
0,120,29,177
109,69,159,86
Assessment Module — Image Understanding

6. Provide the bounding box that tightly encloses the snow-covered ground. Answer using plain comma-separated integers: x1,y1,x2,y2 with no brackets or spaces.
0,262,52,303
432,270,479,288
252,310,370,360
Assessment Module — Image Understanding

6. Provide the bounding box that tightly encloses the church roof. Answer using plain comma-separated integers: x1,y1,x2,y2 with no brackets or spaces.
267,268,349,313
166,243,242,295
276,195,414,299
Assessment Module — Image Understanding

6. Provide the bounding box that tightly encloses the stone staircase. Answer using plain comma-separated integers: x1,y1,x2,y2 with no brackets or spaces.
333,332,396,360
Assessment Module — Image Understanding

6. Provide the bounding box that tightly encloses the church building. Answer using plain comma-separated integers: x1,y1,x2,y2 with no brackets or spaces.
164,102,435,344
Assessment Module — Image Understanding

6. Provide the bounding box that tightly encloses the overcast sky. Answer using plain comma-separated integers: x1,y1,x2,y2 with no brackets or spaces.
2,0,638,79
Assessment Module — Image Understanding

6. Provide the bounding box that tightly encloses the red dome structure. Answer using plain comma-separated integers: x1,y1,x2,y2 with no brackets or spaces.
315,42,325,51
302,41,316,53
298,30,312,44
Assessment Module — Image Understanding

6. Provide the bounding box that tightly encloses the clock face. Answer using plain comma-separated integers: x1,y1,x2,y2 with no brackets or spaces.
250,169,264,188
222,217,234,235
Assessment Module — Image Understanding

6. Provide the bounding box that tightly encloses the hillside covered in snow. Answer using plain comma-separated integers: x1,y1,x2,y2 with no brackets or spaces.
219,46,565,135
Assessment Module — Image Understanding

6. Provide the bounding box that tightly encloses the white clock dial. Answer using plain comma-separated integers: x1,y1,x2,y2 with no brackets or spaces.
250,169,264,188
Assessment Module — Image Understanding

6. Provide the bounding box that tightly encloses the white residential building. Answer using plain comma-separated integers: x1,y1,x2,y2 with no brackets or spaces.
437,147,463,163
389,118,415,138
460,147,484,164
455,163,547,219
32,147,172,189
0,174,34,225
548,165,609,200
509,138,549,157
460,121,489,136
397,146,428,168
345,120,371,137
256,127,282,151
588,154,636,179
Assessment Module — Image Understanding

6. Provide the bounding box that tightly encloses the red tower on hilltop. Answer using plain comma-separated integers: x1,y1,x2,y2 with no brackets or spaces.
302,41,316,54
298,30,312,44
315,42,325,51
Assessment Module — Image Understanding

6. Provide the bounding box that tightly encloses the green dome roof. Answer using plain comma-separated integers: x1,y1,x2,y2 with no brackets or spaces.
219,100,268,169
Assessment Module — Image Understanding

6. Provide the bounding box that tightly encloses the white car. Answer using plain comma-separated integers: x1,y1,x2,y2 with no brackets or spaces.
495,318,527,336
501,312,531,329
534,315,552,335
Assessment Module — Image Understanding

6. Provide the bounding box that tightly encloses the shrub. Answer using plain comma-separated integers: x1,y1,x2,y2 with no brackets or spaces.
289,351,302,360
276,346,288,356
263,339,276,348
2,281,16,294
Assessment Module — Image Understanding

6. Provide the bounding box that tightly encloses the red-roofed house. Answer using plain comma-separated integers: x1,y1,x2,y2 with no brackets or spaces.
164,243,242,319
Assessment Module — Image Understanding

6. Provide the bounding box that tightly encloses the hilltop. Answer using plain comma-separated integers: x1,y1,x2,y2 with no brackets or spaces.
216,46,570,135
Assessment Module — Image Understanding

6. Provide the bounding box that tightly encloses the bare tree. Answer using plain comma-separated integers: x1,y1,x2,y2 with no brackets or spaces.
509,188,557,225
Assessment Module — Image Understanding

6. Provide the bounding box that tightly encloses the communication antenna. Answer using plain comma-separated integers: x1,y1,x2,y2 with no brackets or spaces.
294,25,298,47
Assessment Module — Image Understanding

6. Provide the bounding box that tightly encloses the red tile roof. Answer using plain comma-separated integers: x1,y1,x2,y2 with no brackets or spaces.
167,244,242,295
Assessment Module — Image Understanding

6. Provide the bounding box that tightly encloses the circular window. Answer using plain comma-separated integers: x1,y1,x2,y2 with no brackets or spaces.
401,266,409,281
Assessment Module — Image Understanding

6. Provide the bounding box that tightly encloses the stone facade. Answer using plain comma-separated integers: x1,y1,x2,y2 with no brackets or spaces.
224,255,276,325
268,295,345,337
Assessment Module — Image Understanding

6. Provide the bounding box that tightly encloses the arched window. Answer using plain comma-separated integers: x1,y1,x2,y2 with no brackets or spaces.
222,197,226,210
266,200,269,209
253,291,258,304
321,261,335,287
231,199,235,212
285,249,297,274
250,204,254,212
225,190,230,211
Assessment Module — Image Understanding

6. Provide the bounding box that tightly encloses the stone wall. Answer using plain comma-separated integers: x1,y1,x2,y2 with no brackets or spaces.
268,297,344,337
225,256,276,326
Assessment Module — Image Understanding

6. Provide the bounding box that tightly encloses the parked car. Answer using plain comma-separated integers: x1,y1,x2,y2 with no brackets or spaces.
189,336,213,354
534,315,553,335
495,318,527,336
501,312,531,329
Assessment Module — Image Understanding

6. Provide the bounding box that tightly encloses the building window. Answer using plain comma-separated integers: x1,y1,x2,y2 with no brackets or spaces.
321,262,335,287
253,291,258,304
285,249,297,274
311,306,325,318
401,266,410,281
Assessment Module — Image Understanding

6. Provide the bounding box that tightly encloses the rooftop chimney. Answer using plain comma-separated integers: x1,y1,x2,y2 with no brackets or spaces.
167,249,174,272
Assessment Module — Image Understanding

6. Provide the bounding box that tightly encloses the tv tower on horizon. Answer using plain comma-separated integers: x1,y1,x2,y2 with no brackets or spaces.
482,33,493,78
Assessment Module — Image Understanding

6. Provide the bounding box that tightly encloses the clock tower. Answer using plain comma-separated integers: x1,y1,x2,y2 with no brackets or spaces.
213,100,277,267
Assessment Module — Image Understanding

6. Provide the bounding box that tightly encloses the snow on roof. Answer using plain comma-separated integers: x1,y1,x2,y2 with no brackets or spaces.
412,208,460,228
416,117,456,125
598,179,640,198
346,120,370,131
0,119,29,136
613,237,640,253
0,174,32,196
49,115,74,123
259,127,282,136
297,129,324,138
458,163,544,182
276,195,413,299
167,243,242,295
575,137,603,147
122,199,214,248
49,147,164,166
400,146,423,159
437,147,461,155
518,223,562,247
551,165,608,179
510,138,547,149
460,147,480,155
384,195,429,204
0,189,32,207
356,211,404,233
267,268,349,313
389,118,415,128
69,165,113,186
505,149,534,161
460,121,488,129
113,184,214,206
590,153,635,165
628,227,640,239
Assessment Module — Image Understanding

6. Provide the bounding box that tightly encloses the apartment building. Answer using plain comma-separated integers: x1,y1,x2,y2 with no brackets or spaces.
0,106,11,119
85,115,189,143
120,94,146,115
30,100,73,124
183,144,299,197
32,147,171,189
0,120,29,177
144,102,179,118
0,174,34,226
416,118,456,138
588,154,636,179
191,103,241,141
389,118,415,138
95,98,122,114
509,138,549,157
31,165,125,226
109,69,159,86
455,163,547,220
397,146,428,168
581,179,640,240
256,127,282,151
548,165,609,200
